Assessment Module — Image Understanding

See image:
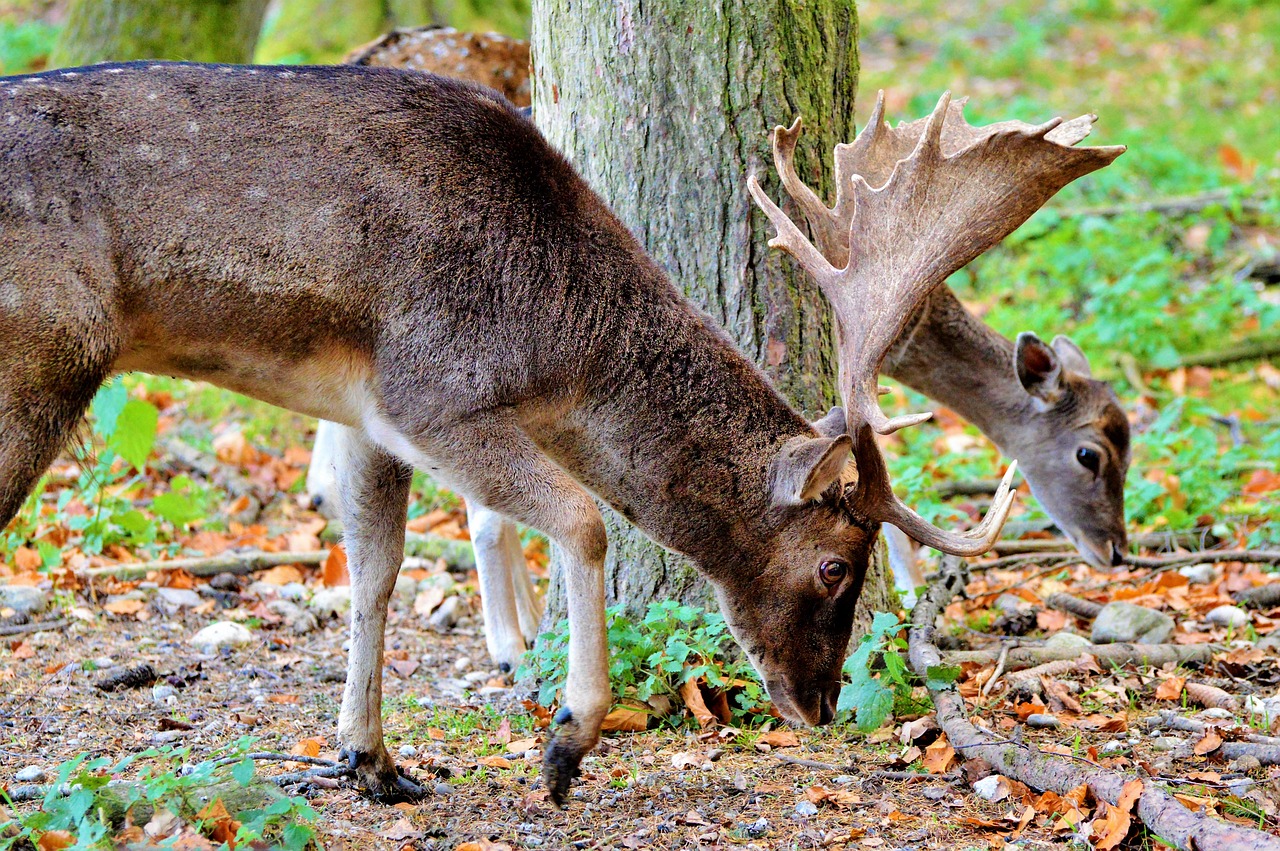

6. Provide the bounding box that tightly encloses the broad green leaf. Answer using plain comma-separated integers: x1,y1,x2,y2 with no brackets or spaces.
232,756,255,786
90,380,128,440
108,398,158,471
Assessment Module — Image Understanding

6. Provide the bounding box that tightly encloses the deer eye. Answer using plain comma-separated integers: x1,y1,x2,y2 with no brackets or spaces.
818,559,848,587
1076,446,1101,475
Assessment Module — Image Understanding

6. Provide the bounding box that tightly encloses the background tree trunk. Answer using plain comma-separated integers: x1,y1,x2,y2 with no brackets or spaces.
532,0,897,629
51,0,271,66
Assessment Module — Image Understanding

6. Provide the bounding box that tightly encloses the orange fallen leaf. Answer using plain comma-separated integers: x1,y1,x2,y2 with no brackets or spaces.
679,678,719,730
1092,778,1142,851
477,755,512,769
506,737,538,753
322,545,349,587
1193,729,1223,756
259,564,304,586
413,587,446,618
1155,676,1186,701
267,693,299,704
922,737,955,774
14,546,41,572
758,729,800,748
291,737,323,758
601,704,650,733
104,598,145,616
36,830,74,851
196,798,241,848
12,640,35,659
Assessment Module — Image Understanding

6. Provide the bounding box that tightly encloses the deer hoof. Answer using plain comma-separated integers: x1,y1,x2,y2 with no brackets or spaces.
542,726,587,807
339,747,428,804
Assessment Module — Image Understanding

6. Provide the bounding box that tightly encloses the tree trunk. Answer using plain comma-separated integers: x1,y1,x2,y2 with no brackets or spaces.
532,0,897,629
50,0,271,67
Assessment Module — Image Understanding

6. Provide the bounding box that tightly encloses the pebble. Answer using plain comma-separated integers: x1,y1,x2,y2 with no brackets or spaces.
434,782,453,796
463,670,490,685
972,776,1004,801
208,572,239,590
398,744,418,758
478,686,509,700
793,800,818,817
393,575,418,606
1230,755,1262,773
1151,737,1183,752
15,766,45,783
1026,713,1060,729
921,786,948,801
1205,605,1250,629
1091,601,1174,644
309,586,352,618
246,581,279,600
277,582,309,602
1100,740,1127,755
266,599,318,635
428,595,463,631
156,587,203,609
1201,707,1235,720
188,621,254,652
1178,563,1217,585
1043,631,1092,652
152,684,177,704
454,656,472,673
745,818,769,838
994,594,1026,614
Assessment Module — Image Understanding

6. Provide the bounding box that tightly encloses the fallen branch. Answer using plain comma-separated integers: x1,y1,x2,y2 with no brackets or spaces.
911,556,1280,851
1060,189,1266,219
1046,593,1103,620
942,642,1213,670
1234,583,1280,610
0,617,70,637
1175,336,1280,369
1145,710,1280,748
774,753,844,772
969,551,1078,572
1124,549,1280,569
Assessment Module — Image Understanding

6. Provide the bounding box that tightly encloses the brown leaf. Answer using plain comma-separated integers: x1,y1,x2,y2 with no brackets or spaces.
679,678,719,730
671,751,704,770
291,737,323,758
1155,676,1186,701
477,755,512,769
322,545,349,587
36,831,75,851
1193,729,1223,756
13,546,41,573
1092,778,1141,851
258,564,304,586
414,587,446,618
758,729,800,748
922,737,955,774
104,598,145,616
1242,469,1280,497
601,704,650,732
387,658,420,678
506,737,538,753
196,798,241,849
380,818,423,842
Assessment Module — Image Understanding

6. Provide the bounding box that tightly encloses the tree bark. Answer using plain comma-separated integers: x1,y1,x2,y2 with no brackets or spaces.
532,0,896,629
51,0,271,67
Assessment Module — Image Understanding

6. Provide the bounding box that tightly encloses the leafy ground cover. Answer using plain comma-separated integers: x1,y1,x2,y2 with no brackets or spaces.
3,0,1280,849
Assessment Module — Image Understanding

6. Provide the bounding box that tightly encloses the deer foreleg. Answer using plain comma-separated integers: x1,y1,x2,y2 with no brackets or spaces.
331,425,422,801
469,502,532,673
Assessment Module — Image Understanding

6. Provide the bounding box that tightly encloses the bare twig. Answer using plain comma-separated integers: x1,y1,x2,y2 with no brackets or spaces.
1145,710,1280,748
943,643,1214,670
774,753,845,772
1175,337,1280,369
82,550,330,580
910,556,1280,851
1046,593,1103,620
0,617,70,637
980,643,1010,698
1060,189,1265,219
1124,549,1280,569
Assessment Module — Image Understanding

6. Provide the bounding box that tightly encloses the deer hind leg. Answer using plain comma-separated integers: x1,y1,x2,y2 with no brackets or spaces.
370,412,609,806
304,419,343,518
468,502,533,673
511,528,544,643
328,425,423,801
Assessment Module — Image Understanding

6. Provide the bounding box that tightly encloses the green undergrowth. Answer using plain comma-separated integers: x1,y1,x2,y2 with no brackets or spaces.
0,740,318,851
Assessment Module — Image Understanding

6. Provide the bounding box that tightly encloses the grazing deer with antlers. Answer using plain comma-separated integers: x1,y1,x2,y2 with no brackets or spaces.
0,58,1118,802
304,34,1132,671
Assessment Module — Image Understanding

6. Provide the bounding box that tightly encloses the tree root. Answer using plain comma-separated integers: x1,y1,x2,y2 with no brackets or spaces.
1144,710,1280,764
911,557,1280,851
942,642,1215,670
1046,593,1103,619
0,617,71,637
1234,583,1280,610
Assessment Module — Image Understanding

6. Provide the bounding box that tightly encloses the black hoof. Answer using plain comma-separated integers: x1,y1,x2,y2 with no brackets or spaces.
370,769,429,805
542,731,586,807
338,748,427,804
498,661,512,674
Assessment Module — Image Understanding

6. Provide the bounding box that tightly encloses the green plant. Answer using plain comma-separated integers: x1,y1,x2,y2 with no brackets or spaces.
519,600,766,725
0,740,318,850
837,612,957,732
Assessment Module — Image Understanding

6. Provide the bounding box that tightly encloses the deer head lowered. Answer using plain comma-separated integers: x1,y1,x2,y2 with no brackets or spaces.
0,63,1118,807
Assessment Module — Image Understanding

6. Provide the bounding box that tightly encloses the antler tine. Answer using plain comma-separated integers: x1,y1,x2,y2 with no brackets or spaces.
745,174,839,288
770,119,846,260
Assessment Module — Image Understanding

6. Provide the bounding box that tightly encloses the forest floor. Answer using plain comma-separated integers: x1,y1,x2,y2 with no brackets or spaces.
4,0,1280,849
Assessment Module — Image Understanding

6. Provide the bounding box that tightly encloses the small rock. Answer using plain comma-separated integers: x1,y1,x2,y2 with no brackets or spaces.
1178,564,1216,585
994,594,1026,614
1092,602,1174,644
393,575,418,607
1151,736,1183,752
1043,632,1092,652
1026,713,1060,729
1200,707,1235,720
15,766,45,783
310,586,351,619
745,818,769,838
434,782,453,796
188,621,254,652
266,599,318,635
454,656,472,673
398,744,418,758
1100,741,1126,755
463,670,490,685
156,587,203,609
478,686,509,700
208,572,240,590
1206,605,1249,629
832,775,857,785
794,800,818,817
1230,754,1262,773
246,581,279,600
277,582,309,602
972,775,1004,801
428,595,462,631
921,786,948,801
151,684,177,704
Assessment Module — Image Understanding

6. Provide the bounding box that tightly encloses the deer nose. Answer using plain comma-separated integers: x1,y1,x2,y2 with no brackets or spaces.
818,682,839,726
1110,542,1126,567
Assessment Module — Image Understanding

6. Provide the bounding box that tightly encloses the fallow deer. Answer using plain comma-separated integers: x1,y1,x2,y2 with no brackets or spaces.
0,62,1118,803
306,39,1131,669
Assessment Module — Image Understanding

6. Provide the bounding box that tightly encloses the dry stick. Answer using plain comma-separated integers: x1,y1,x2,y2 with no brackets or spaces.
942,642,1214,670
774,753,845,772
980,643,1010,698
1175,336,1280,369
1145,710,1280,748
910,557,1280,851
1124,550,1280,569
1234,583,1280,610
1046,593,1103,620
1060,189,1266,219
0,618,71,637
967,551,1078,573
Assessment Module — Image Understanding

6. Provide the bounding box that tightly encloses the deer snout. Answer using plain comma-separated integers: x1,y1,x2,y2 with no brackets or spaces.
769,676,841,727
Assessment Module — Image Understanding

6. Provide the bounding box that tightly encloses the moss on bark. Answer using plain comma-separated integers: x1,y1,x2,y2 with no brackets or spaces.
51,0,271,66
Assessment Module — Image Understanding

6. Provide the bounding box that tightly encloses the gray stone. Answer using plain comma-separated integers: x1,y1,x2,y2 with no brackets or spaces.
15,765,45,782
1230,755,1262,773
310,586,351,618
277,582,309,602
264,599,316,634
1178,563,1217,585
1206,605,1249,629
393,574,418,607
246,581,279,600
745,818,769,838
463,670,490,685
1026,713,1060,729
1151,736,1183,752
479,686,509,700
188,621,254,652
433,782,453,796
428,595,462,631
971,776,1004,801
152,684,177,704
1091,602,1174,644
1100,740,1127,755
156,588,203,609
793,800,818,817
994,594,1026,614
1043,631,1092,652
398,744,418,758
920,786,948,801
208,573,240,590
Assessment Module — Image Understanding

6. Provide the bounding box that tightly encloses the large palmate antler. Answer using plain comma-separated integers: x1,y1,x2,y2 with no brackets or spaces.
748,92,1124,555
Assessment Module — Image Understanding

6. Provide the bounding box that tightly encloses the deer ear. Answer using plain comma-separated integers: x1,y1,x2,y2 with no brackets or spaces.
1015,332,1064,402
812,406,848,438
771,434,852,506
1051,334,1092,377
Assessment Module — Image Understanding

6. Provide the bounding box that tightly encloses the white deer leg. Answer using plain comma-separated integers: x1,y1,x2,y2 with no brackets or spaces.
330,425,422,800
509,529,544,643
467,502,529,673
305,419,343,518
882,523,924,607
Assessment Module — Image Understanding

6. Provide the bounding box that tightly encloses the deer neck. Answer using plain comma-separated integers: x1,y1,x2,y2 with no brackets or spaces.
882,287,1033,456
